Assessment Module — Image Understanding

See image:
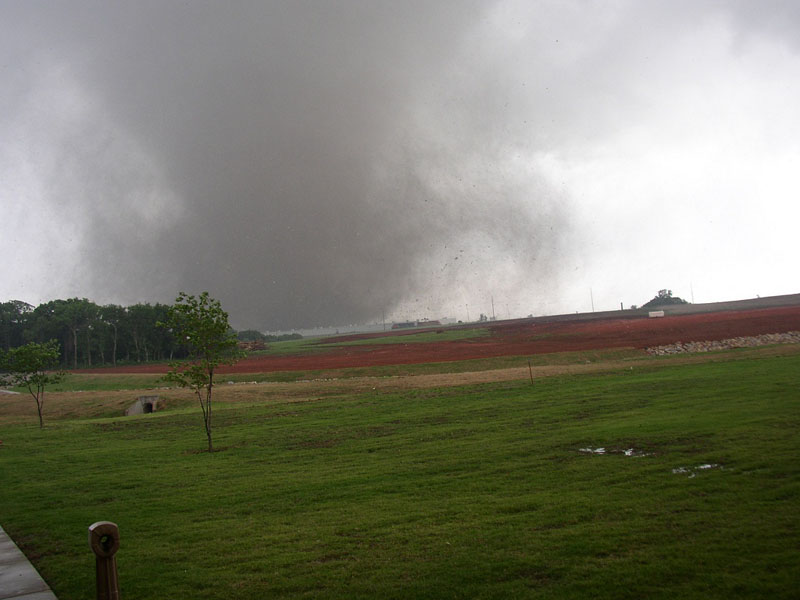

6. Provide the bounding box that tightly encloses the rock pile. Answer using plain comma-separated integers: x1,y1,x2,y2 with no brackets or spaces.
646,331,800,355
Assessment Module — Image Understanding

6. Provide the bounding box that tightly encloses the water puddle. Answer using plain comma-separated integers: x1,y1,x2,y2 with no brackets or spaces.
672,463,722,478
623,448,651,457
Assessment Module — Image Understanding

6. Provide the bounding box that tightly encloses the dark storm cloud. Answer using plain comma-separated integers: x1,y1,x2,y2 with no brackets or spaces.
7,1,800,326
3,0,576,328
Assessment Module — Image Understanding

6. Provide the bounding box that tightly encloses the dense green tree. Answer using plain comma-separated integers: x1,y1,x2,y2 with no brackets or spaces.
642,289,689,308
27,298,98,368
0,340,65,428
0,300,33,351
60,298,90,369
82,301,100,367
99,304,126,366
149,303,177,360
265,333,303,342
236,329,268,342
0,296,223,368
127,303,175,362
27,300,72,364
160,292,243,452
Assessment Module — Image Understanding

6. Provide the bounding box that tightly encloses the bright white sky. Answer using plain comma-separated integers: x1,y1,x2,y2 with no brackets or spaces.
1,1,799,328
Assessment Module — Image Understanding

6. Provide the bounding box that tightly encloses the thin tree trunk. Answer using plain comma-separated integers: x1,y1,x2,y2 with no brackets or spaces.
206,374,213,452
205,390,213,452
197,388,213,453
111,323,117,366
72,327,78,370
37,395,44,428
29,383,44,428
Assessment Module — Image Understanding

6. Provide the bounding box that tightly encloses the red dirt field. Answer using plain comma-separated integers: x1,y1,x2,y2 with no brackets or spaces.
85,305,800,375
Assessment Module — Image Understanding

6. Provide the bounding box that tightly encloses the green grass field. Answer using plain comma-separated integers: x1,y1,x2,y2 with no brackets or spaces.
1,350,799,598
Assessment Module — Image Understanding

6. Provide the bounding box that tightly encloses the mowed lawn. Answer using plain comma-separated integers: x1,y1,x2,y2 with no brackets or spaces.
1,352,799,599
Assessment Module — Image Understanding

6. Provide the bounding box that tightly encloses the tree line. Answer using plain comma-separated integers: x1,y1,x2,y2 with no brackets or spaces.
0,298,184,368
2,291,245,445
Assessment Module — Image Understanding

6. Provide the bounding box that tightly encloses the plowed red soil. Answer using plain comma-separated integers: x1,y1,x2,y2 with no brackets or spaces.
90,305,800,374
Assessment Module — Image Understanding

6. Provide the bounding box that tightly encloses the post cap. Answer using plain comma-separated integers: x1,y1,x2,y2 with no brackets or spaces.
88,521,120,558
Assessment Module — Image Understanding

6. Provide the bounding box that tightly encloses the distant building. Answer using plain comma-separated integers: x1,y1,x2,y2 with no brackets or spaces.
391,319,442,329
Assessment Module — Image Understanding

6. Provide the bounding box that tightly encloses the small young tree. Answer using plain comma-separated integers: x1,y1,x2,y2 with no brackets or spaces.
0,340,65,428
161,292,243,452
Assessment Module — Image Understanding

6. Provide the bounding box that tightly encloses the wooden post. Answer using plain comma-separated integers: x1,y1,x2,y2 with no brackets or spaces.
528,359,534,385
89,521,120,600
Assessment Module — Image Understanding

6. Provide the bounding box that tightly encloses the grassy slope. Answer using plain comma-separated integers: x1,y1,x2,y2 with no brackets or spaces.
1,353,799,598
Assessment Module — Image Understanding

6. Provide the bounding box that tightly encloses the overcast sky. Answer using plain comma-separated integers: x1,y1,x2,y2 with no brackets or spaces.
2,1,798,329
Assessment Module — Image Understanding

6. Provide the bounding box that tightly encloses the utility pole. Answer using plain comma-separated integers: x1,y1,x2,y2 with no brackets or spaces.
590,288,595,312
491,295,495,320
466,304,470,322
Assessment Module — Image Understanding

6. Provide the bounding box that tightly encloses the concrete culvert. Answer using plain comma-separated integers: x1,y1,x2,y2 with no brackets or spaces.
124,395,160,416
